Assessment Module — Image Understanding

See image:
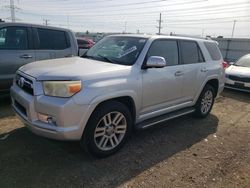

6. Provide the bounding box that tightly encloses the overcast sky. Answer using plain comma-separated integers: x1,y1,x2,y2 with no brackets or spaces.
0,0,250,37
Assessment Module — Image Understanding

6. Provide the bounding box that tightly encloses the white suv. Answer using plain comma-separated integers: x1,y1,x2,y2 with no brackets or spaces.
11,35,225,157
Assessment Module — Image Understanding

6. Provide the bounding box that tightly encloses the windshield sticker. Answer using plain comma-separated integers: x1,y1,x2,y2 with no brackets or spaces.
139,39,146,43
119,46,137,58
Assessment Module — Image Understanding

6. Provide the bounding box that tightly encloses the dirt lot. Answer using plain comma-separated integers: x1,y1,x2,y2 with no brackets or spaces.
0,89,249,188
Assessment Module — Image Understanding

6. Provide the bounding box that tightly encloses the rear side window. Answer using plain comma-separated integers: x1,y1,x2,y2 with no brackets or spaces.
37,28,69,50
0,26,28,50
147,40,179,66
204,42,222,60
180,40,204,64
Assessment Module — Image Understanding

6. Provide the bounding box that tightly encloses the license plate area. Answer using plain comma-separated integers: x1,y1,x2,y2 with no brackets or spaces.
234,82,245,87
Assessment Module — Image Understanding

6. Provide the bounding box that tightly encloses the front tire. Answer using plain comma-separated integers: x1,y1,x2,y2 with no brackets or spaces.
81,101,132,158
194,84,215,118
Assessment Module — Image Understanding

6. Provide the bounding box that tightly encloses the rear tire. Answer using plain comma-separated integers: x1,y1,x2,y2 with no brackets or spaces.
194,84,215,118
81,101,132,158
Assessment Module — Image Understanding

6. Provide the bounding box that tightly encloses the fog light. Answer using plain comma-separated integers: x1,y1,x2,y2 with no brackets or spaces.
38,113,56,126
47,116,56,125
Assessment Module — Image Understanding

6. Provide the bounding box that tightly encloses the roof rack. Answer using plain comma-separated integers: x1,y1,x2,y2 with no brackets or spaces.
169,33,212,40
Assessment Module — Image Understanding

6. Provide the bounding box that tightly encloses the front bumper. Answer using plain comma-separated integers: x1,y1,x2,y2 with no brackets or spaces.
11,83,91,141
225,78,250,92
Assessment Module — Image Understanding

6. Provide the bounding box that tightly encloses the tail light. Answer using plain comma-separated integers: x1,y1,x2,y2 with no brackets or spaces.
222,61,229,69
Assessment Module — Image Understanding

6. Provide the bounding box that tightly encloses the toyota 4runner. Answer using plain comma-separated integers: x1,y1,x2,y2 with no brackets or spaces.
11,35,225,157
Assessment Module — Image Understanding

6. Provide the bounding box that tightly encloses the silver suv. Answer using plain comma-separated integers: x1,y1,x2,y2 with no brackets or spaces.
11,35,225,157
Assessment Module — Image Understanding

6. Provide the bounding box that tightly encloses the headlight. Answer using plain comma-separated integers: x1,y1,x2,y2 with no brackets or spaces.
43,81,82,97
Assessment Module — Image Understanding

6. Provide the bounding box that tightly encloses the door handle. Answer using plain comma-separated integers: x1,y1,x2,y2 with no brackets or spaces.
201,68,208,72
20,54,33,59
65,54,73,57
175,71,184,76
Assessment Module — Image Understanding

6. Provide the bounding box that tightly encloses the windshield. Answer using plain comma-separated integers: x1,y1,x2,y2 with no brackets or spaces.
235,55,250,67
84,36,147,66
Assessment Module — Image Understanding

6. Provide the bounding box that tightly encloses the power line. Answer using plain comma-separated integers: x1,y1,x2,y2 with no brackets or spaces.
20,0,205,10
2,0,249,19
5,4,248,24
15,0,249,15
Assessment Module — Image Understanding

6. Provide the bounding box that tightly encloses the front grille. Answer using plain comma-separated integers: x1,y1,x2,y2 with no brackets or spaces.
16,74,34,95
14,100,27,117
228,75,250,83
225,83,250,91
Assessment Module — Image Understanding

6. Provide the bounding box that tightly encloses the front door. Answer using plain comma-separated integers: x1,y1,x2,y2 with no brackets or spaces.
141,39,183,116
0,26,35,93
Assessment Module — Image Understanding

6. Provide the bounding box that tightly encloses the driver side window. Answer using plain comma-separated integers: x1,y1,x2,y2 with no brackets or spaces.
0,26,28,50
147,40,179,66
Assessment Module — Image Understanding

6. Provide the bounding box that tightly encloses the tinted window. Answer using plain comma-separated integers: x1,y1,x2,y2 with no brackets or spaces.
204,42,222,60
180,41,204,64
37,28,69,50
147,40,179,66
0,27,28,50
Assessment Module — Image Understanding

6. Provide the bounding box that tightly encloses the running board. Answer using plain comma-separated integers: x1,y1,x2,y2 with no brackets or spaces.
135,107,195,129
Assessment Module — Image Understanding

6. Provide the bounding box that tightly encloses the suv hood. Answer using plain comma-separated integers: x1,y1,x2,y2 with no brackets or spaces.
19,57,131,81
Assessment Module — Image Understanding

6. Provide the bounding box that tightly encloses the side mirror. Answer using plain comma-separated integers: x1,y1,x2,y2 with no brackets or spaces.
145,56,166,68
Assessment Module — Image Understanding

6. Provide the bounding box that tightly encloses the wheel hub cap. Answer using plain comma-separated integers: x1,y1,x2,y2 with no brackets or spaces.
201,90,213,114
94,112,127,151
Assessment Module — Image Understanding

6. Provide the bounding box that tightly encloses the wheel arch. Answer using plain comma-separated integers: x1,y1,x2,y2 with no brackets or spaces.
91,96,136,123
194,77,219,104
206,79,219,97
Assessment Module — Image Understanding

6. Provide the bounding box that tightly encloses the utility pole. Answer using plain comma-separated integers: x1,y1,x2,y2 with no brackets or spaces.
10,0,15,22
67,16,69,29
3,0,20,22
231,20,236,38
124,21,127,33
201,28,205,38
156,13,163,35
43,19,49,26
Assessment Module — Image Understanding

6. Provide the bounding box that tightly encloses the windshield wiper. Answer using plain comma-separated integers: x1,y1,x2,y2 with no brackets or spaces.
97,54,119,64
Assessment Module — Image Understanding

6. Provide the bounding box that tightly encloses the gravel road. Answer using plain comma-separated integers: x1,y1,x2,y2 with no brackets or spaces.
0,89,249,188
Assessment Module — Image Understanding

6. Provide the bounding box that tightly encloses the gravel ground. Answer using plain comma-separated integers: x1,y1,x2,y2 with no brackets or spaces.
0,89,249,188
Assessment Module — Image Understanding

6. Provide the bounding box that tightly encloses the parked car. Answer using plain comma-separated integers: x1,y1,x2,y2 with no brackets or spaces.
0,22,78,95
11,35,225,157
225,54,250,92
77,37,95,56
77,37,95,49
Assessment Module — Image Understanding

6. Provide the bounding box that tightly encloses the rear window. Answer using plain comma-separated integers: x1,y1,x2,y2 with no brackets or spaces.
37,28,69,50
204,42,222,60
180,40,205,64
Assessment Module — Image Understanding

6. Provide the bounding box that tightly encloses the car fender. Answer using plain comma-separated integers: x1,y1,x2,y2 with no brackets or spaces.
193,74,219,104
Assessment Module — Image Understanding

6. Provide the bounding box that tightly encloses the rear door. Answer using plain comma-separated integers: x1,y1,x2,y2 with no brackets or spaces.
33,27,72,61
179,40,207,102
0,26,35,92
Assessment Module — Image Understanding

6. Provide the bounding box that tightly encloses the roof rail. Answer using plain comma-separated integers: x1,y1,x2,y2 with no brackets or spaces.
169,33,212,40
